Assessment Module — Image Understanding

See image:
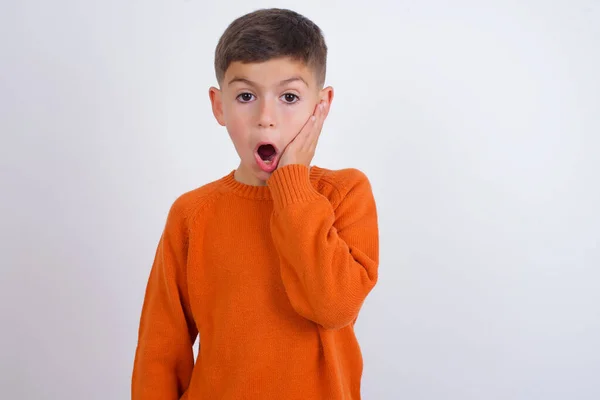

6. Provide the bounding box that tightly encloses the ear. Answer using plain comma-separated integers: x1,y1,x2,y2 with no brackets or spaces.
319,86,334,118
209,87,226,126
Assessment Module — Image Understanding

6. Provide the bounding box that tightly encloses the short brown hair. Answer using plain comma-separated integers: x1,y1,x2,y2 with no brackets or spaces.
214,8,327,87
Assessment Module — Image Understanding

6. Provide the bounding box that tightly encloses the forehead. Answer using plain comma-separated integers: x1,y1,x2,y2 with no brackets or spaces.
223,57,317,89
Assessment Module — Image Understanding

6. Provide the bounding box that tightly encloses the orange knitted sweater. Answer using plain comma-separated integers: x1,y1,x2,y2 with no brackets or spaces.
132,164,379,399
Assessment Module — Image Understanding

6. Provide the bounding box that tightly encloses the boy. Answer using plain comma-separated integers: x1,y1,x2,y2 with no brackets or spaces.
132,8,379,400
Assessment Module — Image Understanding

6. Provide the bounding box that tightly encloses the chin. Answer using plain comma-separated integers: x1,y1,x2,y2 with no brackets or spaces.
245,161,272,181
256,169,273,180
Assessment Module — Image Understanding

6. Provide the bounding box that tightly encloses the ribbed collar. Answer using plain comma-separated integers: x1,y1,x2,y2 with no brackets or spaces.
219,165,325,200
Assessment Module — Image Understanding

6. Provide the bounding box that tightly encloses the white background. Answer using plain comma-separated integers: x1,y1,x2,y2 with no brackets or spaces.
1,1,599,399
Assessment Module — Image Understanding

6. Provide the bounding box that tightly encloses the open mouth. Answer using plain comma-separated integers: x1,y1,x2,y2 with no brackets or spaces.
254,142,280,172
257,143,277,163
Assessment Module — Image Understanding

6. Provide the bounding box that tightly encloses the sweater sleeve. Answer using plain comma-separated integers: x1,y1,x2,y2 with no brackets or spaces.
267,164,379,330
132,200,198,399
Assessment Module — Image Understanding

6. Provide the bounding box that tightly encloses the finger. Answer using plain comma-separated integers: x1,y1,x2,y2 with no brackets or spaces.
283,113,313,154
308,102,327,150
301,102,321,134
296,109,319,150
291,101,323,154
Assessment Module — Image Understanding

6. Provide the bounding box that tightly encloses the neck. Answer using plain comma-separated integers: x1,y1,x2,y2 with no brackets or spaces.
234,162,312,187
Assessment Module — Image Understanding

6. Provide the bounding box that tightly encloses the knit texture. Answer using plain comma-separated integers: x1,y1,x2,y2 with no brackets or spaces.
132,164,379,399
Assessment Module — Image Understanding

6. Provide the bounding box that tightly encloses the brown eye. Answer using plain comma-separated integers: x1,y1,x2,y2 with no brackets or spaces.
282,93,299,104
237,93,255,102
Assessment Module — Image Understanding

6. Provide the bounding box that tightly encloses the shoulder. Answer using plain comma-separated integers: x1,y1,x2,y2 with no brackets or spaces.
166,177,224,229
313,165,374,207
315,165,372,193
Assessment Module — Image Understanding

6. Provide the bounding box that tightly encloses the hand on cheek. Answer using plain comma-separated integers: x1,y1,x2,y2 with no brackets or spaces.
277,100,329,169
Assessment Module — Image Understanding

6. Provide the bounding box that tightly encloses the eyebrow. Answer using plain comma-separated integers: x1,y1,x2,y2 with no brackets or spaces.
227,76,309,88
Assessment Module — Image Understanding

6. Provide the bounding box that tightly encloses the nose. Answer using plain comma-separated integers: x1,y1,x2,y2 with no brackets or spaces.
257,99,276,128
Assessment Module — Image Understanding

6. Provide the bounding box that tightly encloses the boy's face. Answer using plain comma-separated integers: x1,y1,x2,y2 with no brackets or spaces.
209,57,333,186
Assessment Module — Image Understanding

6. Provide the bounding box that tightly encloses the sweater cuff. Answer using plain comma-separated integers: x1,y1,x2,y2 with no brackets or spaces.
267,164,322,209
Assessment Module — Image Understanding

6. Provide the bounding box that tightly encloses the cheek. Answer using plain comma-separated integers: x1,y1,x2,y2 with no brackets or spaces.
224,109,253,154
224,105,249,138
281,105,313,138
